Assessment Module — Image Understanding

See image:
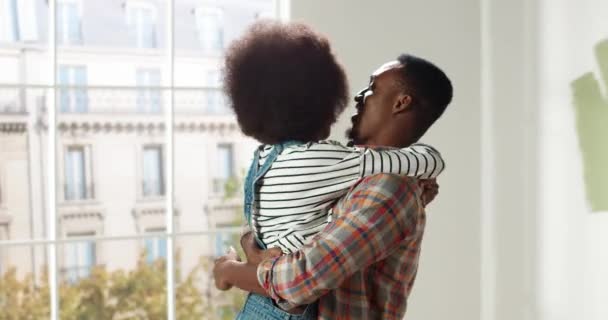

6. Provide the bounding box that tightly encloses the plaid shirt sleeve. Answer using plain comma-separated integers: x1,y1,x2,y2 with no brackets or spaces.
256,174,423,309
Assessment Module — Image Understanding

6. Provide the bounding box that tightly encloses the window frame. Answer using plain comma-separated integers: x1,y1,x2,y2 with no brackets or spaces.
0,1,290,319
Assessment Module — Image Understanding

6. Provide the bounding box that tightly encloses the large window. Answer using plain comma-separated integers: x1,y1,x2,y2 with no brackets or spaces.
0,0,282,319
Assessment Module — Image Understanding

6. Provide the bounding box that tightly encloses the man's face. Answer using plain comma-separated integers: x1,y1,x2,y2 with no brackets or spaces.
348,61,404,145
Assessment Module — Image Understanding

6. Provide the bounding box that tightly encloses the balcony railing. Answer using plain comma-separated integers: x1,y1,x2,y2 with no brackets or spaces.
56,86,232,115
0,86,233,116
0,87,26,114
142,180,165,198
61,265,94,283
64,183,95,201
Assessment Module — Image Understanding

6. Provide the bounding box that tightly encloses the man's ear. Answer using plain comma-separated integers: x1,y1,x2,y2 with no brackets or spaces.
393,94,413,114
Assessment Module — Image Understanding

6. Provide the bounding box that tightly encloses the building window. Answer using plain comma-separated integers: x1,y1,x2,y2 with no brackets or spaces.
142,146,164,197
0,0,19,42
64,146,93,201
213,144,234,193
136,69,162,113
64,233,96,283
58,65,88,113
214,231,230,257
205,69,222,113
57,0,83,45
195,7,224,53
126,2,157,49
0,172,3,205
144,228,167,263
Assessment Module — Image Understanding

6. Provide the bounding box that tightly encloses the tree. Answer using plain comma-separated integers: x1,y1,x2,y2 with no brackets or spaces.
0,252,244,320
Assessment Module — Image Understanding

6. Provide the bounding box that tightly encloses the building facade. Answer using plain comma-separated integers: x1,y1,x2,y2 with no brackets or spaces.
0,0,273,286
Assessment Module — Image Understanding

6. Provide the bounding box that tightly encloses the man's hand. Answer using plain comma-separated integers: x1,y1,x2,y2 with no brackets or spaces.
240,231,283,265
213,247,241,291
419,178,439,207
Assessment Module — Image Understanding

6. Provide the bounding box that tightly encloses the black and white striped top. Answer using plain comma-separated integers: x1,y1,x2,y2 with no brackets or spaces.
251,140,445,254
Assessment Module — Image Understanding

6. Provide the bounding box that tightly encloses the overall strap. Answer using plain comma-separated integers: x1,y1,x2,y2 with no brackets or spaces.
243,141,303,249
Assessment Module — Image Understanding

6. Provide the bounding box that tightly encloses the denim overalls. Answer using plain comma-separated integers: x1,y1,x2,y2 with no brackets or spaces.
236,142,318,320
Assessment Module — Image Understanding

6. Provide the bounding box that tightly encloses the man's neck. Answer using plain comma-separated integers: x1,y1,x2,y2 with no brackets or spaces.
365,131,418,148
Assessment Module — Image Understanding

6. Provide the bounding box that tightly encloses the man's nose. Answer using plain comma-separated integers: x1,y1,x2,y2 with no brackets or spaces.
354,88,368,103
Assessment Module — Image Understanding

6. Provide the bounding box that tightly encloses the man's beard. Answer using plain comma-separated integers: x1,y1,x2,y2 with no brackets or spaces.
345,127,357,147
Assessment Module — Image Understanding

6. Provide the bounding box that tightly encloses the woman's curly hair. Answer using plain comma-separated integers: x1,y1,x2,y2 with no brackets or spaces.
224,21,349,144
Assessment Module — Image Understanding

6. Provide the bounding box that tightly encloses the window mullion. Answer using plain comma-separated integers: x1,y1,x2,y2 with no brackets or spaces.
165,0,175,319
48,0,59,319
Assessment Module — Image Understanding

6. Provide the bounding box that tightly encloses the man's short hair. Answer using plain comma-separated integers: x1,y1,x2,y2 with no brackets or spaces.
396,54,453,137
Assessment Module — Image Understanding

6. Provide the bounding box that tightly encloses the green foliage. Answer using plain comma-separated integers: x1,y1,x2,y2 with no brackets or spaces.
0,253,245,320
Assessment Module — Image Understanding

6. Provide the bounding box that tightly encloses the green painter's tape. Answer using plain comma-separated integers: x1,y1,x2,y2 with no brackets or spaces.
571,40,608,212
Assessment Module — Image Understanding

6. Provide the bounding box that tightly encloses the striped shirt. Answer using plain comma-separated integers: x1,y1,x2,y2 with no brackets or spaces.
257,174,426,319
251,140,443,253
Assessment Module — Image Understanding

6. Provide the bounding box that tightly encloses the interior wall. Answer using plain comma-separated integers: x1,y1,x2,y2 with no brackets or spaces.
290,1,482,319
537,0,608,319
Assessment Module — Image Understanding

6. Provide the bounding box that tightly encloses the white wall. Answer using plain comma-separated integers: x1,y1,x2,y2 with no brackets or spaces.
291,1,482,319
292,1,608,320
537,1,608,320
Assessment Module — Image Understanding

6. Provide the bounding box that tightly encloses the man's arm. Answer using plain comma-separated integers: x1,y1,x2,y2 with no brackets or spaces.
216,174,424,309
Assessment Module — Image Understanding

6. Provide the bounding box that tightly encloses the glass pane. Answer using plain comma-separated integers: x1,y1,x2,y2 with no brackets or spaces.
57,0,168,87
0,87,49,240
0,0,50,85
56,87,169,239
174,88,254,234
173,0,273,236
0,244,50,319
174,0,275,86
175,232,245,319
58,238,168,318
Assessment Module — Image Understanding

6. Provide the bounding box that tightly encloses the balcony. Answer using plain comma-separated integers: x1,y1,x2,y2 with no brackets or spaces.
0,208,12,230
0,86,241,134
60,265,94,283
53,86,239,135
55,86,231,115
132,197,179,234
0,87,31,133
142,180,165,199
63,183,96,202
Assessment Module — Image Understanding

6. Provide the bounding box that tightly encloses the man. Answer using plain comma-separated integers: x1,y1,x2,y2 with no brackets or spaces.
214,54,453,319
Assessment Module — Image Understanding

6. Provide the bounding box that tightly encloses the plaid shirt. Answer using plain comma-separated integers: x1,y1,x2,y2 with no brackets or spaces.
257,174,426,319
